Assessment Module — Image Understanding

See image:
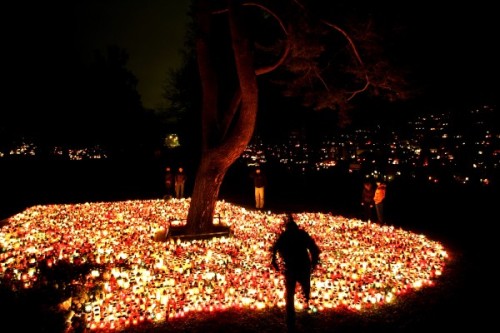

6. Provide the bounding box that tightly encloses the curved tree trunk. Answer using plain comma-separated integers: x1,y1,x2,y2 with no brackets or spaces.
184,0,259,235
185,152,233,234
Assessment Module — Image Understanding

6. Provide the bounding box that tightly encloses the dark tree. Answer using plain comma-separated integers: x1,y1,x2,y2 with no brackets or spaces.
72,46,161,158
166,0,412,235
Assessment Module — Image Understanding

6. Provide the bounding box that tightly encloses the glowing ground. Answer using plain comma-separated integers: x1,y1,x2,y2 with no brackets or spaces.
0,198,448,332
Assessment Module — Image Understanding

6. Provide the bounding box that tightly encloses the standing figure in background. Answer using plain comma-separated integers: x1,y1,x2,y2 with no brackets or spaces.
271,213,321,333
374,182,387,224
360,180,375,222
163,166,174,199
250,167,267,209
174,167,187,199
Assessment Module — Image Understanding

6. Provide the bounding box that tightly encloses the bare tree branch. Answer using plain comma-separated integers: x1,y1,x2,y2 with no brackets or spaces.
320,20,371,100
212,2,291,76
293,0,371,101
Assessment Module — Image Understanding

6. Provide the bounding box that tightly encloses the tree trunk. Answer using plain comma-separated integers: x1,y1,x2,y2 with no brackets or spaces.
184,0,259,235
184,154,232,234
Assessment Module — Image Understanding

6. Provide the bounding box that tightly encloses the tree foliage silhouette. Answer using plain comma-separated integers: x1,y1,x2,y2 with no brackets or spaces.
54,45,164,158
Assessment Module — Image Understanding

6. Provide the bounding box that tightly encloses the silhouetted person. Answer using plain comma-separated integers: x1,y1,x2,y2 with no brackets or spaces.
164,166,174,199
360,180,375,221
174,167,187,198
250,167,267,209
271,213,321,333
374,182,387,224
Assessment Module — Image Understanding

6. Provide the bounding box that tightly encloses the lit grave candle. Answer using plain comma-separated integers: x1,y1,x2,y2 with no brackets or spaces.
0,198,449,332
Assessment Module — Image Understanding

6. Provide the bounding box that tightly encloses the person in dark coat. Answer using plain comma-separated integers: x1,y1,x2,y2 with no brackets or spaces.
360,180,375,221
271,213,321,332
250,167,267,209
164,166,174,199
174,167,187,199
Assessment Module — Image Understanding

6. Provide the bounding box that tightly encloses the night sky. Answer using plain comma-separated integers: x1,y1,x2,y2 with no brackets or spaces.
395,2,498,107
3,1,497,131
69,1,191,110
4,0,190,111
